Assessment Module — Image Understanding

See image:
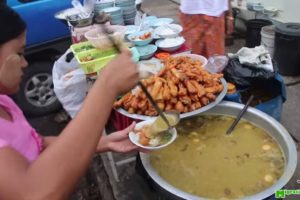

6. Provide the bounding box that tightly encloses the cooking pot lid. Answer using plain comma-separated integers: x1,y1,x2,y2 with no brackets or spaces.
275,23,300,37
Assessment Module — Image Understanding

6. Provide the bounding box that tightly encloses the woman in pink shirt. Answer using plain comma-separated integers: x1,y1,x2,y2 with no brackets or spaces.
0,4,140,199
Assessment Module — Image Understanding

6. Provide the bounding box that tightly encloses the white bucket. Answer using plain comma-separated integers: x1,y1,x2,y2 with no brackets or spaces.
261,25,275,57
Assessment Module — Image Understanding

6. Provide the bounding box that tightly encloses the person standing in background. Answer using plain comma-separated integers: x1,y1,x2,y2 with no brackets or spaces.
179,0,234,58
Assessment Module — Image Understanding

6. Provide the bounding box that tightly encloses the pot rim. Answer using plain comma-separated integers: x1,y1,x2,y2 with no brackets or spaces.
140,101,297,200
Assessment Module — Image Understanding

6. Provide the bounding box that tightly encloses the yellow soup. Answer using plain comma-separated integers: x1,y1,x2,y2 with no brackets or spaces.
150,115,285,199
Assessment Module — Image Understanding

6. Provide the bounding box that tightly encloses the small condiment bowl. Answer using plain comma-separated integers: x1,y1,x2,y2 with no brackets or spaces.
129,118,177,150
128,30,153,46
136,44,158,60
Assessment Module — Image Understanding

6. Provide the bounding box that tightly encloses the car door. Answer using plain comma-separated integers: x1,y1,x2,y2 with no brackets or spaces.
7,0,72,48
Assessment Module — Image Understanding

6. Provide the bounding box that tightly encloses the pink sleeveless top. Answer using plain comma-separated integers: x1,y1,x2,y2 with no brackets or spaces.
0,95,42,162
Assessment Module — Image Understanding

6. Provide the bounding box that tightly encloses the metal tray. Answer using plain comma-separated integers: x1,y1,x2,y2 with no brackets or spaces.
116,78,228,120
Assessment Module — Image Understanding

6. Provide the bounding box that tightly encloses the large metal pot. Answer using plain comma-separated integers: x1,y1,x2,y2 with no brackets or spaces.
140,101,297,200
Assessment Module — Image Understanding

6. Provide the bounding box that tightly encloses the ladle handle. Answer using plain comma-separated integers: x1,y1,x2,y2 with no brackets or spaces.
226,95,254,135
138,81,171,128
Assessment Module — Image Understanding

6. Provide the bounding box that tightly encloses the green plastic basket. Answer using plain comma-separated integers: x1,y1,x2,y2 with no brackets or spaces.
70,41,95,54
75,48,118,74
75,47,140,75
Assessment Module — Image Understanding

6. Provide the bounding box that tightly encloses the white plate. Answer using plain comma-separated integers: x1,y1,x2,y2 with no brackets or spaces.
117,77,227,121
129,118,177,150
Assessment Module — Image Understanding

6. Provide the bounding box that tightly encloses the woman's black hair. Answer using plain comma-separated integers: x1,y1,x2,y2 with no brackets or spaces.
0,3,26,45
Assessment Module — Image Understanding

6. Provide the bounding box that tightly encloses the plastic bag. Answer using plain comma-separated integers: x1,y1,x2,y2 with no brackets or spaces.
223,58,276,88
53,50,88,118
204,55,229,73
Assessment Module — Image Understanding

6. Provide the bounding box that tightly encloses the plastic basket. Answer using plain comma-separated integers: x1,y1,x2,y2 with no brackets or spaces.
70,41,95,54
75,47,140,74
75,48,117,74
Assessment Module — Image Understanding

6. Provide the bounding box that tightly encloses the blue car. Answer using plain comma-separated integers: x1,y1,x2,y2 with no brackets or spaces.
5,0,143,116
6,0,76,116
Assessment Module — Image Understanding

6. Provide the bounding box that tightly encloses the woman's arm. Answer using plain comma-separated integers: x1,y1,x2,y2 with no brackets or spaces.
42,136,57,150
42,121,138,153
0,50,139,200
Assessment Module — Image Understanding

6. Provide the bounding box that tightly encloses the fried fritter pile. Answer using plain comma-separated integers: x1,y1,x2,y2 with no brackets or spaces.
114,56,224,116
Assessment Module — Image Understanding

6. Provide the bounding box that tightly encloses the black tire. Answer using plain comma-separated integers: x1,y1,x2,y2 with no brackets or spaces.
13,62,62,117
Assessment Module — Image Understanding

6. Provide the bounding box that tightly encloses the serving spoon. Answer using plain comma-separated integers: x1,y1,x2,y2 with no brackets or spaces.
226,95,254,135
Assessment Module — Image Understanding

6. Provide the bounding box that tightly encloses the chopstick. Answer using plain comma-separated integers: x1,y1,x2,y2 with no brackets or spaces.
100,23,171,128
226,95,255,135
137,82,171,128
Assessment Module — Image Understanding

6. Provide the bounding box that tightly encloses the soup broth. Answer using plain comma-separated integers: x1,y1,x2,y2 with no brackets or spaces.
150,115,285,199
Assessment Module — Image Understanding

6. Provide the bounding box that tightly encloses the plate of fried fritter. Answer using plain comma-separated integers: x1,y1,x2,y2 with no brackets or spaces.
114,55,228,120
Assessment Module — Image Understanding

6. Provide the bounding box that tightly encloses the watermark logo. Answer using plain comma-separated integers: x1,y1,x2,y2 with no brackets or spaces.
275,189,300,198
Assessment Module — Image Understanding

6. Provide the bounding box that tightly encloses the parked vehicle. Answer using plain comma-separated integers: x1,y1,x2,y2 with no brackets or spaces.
6,0,143,116
6,0,74,116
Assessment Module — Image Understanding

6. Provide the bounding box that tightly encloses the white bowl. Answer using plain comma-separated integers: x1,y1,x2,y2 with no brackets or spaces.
154,24,183,38
129,118,177,150
150,18,174,28
155,37,185,52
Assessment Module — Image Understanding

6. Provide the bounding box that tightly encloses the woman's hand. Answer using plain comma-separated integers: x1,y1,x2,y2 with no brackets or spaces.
96,122,139,153
99,49,139,96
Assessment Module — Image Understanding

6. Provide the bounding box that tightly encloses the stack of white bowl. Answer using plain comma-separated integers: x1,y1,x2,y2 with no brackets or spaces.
102,7,124,25
115,0,137,25
93,0,115,16
154,24,185,52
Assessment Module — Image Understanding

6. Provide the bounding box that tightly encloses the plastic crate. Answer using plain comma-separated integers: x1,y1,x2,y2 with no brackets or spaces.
70,41,95,54
75,48,118,74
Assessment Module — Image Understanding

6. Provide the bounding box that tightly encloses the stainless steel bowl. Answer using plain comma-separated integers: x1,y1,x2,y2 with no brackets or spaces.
140,101,297,200
54,8,94,27
67,13,94,28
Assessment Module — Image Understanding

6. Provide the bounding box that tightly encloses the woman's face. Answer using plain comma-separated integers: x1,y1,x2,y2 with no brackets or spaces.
0,31,28,94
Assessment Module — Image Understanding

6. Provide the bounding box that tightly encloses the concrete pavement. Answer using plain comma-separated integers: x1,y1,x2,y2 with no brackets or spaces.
141,0,179,22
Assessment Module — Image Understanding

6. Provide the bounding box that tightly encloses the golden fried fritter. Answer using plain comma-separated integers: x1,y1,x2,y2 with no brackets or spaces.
114,56,224,116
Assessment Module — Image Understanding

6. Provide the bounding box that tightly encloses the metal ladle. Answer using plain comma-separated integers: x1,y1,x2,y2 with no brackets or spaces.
226,95,254,135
